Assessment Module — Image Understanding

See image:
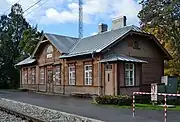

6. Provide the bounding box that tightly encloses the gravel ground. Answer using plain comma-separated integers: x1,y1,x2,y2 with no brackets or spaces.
0,98,103,122
0,110,26,122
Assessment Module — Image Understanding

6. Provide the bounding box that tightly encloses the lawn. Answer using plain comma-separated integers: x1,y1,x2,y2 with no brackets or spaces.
92,102,180,111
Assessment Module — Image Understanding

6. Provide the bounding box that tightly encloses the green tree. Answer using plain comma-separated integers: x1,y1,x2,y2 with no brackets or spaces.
19,26,43,56
138,0,180,77
0,3,42,88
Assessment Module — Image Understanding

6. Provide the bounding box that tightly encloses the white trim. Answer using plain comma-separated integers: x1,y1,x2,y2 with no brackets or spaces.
84,65,92,85
69,65,75,85
125,63,135,86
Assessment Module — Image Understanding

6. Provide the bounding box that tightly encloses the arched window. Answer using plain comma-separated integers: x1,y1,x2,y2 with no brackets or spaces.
46,45,53,58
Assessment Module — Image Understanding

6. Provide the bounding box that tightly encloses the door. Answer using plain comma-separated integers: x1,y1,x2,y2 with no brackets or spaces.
105,64,114,95
47,68,53,93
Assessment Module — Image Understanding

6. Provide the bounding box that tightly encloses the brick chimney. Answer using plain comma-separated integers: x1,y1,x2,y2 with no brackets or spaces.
112,16,127,30
98,23,108,33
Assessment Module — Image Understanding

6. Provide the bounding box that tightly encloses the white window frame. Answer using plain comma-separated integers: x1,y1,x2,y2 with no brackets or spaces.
40,68,45,84
125,63,135,86
69,65,75,85
55,65,61,85
84,65,92,85
32,68,35,84
24,69,28,84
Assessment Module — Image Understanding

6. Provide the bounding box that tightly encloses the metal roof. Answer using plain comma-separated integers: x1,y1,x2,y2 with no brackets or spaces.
15,57,36,66
45,33,79,54
60,25,144,58
100,53,147,63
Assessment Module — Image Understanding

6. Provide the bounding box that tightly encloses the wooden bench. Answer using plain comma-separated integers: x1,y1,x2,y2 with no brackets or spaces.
70,92,92,98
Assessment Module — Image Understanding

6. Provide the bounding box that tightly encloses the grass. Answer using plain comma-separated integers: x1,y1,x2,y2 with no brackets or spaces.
91,101,180,111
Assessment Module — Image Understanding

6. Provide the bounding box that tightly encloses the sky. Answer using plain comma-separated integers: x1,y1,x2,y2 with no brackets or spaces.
0,0,142,38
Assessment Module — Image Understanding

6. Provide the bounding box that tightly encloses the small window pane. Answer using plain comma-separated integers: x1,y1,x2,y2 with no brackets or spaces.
130,64,133,69
130,78,133,85
125,71,129,78
89,72,92,77
89,78,92,84
89,66,92,70
125,78,129,85
130,71,133,77
126,64,129,69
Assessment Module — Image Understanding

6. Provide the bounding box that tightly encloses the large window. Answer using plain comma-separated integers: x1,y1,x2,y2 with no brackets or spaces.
40,68,45,84
31,68,36,84
125,63,135,86
24,69,28,84
46,45,53,58
84,65,92,85
55,65,61,85
69,64,75,85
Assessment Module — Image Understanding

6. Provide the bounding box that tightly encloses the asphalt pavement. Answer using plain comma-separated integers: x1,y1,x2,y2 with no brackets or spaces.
0,90,180,122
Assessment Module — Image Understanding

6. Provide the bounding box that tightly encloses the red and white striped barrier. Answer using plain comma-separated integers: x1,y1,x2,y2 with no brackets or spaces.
132,92,180,122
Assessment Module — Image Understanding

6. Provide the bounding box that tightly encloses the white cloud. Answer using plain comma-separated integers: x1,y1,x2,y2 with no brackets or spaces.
44,8,78,23
0,0,142,26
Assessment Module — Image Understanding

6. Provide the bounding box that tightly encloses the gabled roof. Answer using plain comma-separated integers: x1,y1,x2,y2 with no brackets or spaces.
100,53,147,63
32,33,79,56
15,57,36,66
60,25,172,60
16,25,172,66
60,25,144,58
45,33,79,53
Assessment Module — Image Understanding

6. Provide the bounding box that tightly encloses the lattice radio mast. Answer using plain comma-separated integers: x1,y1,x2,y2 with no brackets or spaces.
79,0,83,39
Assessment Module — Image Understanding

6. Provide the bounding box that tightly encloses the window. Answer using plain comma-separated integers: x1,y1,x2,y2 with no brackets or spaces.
69,64,75,85
125,63,135,86
28,70,31,84
31,68,36,84
24,69,28,84
46,45,53,58
133,40,140,49
40,68,45,84
108,73,110,82
84,65,92,85
105,64,112,70
55,65,61,85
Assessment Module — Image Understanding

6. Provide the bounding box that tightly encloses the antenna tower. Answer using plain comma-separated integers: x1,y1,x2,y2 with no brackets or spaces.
79,0,83,38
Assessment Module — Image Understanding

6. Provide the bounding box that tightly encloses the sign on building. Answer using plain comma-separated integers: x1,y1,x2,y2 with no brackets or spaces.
151,83,157,101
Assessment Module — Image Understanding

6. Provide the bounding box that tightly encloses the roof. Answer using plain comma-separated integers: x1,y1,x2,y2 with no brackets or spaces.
32,33,79,56
15,57,36,66
100,53,147,63
60,25,144,58
45,33,79,53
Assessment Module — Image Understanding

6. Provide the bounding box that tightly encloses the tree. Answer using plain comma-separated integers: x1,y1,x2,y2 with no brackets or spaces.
138,0,180,77
0,3,42,88
19,26,43,56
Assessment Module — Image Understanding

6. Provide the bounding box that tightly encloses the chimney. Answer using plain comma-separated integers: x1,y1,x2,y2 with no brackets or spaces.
98,23,108,33
112,16,127,30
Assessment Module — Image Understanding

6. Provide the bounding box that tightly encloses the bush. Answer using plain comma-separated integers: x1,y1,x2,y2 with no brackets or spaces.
95,95,132,106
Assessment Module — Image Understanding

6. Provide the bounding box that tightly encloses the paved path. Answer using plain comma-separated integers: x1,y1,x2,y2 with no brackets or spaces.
0,90,180,122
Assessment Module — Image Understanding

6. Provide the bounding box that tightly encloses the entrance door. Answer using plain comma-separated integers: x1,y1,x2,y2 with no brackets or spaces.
47,68,53,93
105,64,114,95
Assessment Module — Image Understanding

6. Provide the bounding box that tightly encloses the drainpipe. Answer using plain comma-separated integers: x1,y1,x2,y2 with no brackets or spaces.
63,58,65,95
98,61,101,96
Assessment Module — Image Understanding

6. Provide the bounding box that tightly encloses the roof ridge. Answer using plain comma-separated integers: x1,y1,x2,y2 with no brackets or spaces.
67,25,138,54
45,32,79,39
81,25,136,40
